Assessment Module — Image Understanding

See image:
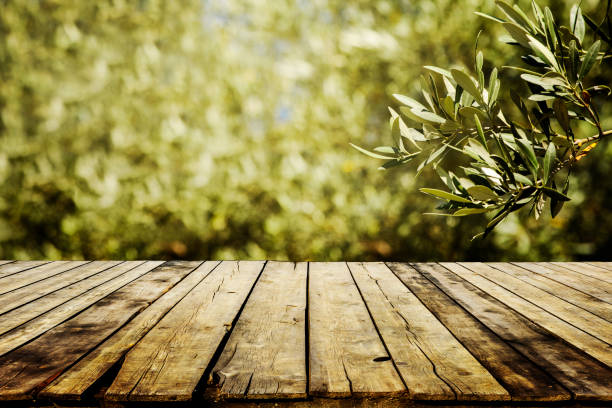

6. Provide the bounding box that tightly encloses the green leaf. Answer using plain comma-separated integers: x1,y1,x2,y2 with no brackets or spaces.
440,120,460,133
531,0,545,29
451,69,482,104
424,65,453,79
553,98,570,135
418,145,447,175
488,68,500,106
550,198,564,218
466,138,496,167
467,185,498,201
373,146,396,154
476,51,484,73
350,143,394,160
496,1,532,32
441,95,456,119
542,186,570,201
453,207,491,216
570,5,585,43
473,114,488,151
516,138,539,178
527,35,560,71
568,40,578,82
502,22,531,47
391,115,401,141
419,188,472,203
512,3,538,33
393,94,427,111
520,74,565,88
458,106,486,119
544,7,557,50
550,178,569,217
513,172,533,185
528,94,555,101
474,11,505,24
401,107,446,124
578,40,601,80
486,208,510,229
378,155,418,170
399,121,427,144
542,142,556,185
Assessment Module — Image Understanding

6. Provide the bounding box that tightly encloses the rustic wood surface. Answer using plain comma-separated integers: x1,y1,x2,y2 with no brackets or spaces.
308,262,405,398
212,261,307,400
0,261,610,407
347,262,508,401
446,262,612,367
0,261,50,280
106,261,264,402
517,262,612,302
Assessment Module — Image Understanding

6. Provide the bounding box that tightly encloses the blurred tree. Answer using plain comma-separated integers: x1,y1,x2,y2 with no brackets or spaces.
0,0,609,261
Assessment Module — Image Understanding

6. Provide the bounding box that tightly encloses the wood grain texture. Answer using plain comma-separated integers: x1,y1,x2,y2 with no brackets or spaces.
460,262,612,344
106,261,265,402
308,262,404,398
212,262,307,400
0,261,145,337
516,262,612,303
425,263,612,400
0,261,157,356
347,262,508,401
447,262,611,367
40,261,222,401
587,262,612,271
549,262,612,283
0,261,122,315
0,261,198,401
0,261,49,280
490,263,611,322
387,262,570,402
0,261,89,295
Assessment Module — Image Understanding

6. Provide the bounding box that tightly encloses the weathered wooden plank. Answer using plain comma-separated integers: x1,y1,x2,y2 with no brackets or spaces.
446,262,611,367
517,262,611,303
211,261,307,400
387,262,570,402
549,262,612,283
0,261,197,401
0,260,12,266
417,263,612,400
0,261,49,285
347,262,508,401
40,261,222,400
0,261,161,357
0,262,49,280
587,262,612,271
491,263,611,322
0,261,89,295
309,262,404,397
0,261,145,338
105,261,265,402
461,262,612,344
0,261,122,315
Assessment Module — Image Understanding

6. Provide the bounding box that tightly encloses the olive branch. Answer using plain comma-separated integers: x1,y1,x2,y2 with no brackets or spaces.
352,0,611,239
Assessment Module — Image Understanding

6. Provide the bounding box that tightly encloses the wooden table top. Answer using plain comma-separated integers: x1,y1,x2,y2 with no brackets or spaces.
0,260,610,407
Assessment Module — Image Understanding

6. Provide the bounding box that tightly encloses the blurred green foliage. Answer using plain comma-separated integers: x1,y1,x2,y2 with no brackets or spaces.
0,0,610,261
